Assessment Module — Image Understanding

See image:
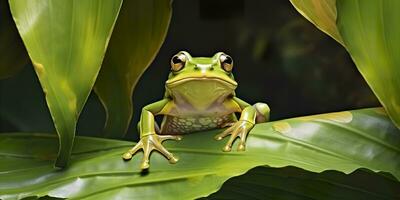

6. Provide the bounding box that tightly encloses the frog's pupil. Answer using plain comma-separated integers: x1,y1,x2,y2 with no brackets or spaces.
173,56,182,64
224,56,232,64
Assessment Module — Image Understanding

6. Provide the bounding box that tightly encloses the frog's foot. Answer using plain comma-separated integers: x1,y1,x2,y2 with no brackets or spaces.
122,134,182,170
214,120,254,152
221,122,236,128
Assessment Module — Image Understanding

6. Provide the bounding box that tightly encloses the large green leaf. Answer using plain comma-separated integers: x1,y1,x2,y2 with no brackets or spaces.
0,0,29,79
289,0,344,46
0,108,399,199
289,0,400,129
336,0,400,129
208,167,400,200
8,0,123,167
94,0,172,138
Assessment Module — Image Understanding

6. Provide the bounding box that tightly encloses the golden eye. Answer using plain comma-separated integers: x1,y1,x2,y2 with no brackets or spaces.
170,53,186,72
220,54,233,72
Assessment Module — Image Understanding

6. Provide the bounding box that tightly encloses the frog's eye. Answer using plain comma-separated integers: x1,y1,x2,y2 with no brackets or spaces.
220,54,233,72
170,53,186,72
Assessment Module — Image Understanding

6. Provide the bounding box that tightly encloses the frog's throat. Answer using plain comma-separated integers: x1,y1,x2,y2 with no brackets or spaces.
166,77,237,89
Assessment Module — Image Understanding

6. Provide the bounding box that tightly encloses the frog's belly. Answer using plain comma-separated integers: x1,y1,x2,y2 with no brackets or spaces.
160,114,236,134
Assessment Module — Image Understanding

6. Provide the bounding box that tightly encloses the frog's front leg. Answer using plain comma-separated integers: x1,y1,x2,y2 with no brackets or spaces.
122,99,182,169
215,97,270,152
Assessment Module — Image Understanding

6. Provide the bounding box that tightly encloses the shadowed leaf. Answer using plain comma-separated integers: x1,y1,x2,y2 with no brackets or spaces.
207,166,400,200
94,0,172,138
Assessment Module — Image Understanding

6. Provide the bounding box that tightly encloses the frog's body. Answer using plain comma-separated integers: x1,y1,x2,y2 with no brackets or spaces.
160,114,236,134
123,51,270,169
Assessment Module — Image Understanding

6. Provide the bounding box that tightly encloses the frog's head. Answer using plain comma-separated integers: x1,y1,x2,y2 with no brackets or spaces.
165,51,238,109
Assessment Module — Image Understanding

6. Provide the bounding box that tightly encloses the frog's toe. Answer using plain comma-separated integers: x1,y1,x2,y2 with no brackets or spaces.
122,152,133,161
223,145,232,152
237,131,248,151
176,136,183,141
168,155,179,164
153,140,179,165
122,142,142,161
140,148,151,170
140,160,150,170
215,126,234,140
237,143,246,151
215,131,229,140
215,136,223,141
221,122,236,128
159,135,183,141
222,128,240,151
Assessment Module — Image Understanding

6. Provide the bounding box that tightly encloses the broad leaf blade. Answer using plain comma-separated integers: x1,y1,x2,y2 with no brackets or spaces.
0,108,399,199
94,0,172,138
0,0,28,79
207,166,400,200
289,0,344,45
336,0,400,129
8,0,123,167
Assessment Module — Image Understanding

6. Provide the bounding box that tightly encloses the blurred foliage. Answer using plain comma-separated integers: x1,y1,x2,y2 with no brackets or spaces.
0,0,29,79
0,0,379,138
131,0,378,140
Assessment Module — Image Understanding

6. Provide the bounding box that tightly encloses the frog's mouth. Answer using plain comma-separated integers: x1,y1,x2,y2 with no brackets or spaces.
166,77,237,109
166,77,238,89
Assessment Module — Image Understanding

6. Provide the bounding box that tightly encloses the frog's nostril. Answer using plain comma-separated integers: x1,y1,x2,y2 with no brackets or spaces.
194,66,200,70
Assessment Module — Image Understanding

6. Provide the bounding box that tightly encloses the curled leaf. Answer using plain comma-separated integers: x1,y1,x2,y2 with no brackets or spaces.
94,0,172,138
336,0,400,129
289,0,344,46
9,0,123,167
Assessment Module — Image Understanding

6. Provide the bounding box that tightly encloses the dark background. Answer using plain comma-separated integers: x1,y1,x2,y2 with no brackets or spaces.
0,0,379,139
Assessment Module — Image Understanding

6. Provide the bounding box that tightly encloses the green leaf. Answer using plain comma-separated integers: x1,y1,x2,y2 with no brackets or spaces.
0,108,399,199
208,166,400,200
336,0,400,129
0,0,29,79
289,0,344,46
290,0,400,129
94,0,172,138
8,0,123,167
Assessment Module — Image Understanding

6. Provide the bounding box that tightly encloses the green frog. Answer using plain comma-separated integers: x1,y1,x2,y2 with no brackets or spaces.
122,51,270,169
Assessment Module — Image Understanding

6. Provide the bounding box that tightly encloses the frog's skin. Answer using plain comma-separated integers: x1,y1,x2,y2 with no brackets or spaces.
122,51,270,169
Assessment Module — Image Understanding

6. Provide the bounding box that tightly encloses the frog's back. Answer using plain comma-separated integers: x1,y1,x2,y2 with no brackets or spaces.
160,114,236,134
